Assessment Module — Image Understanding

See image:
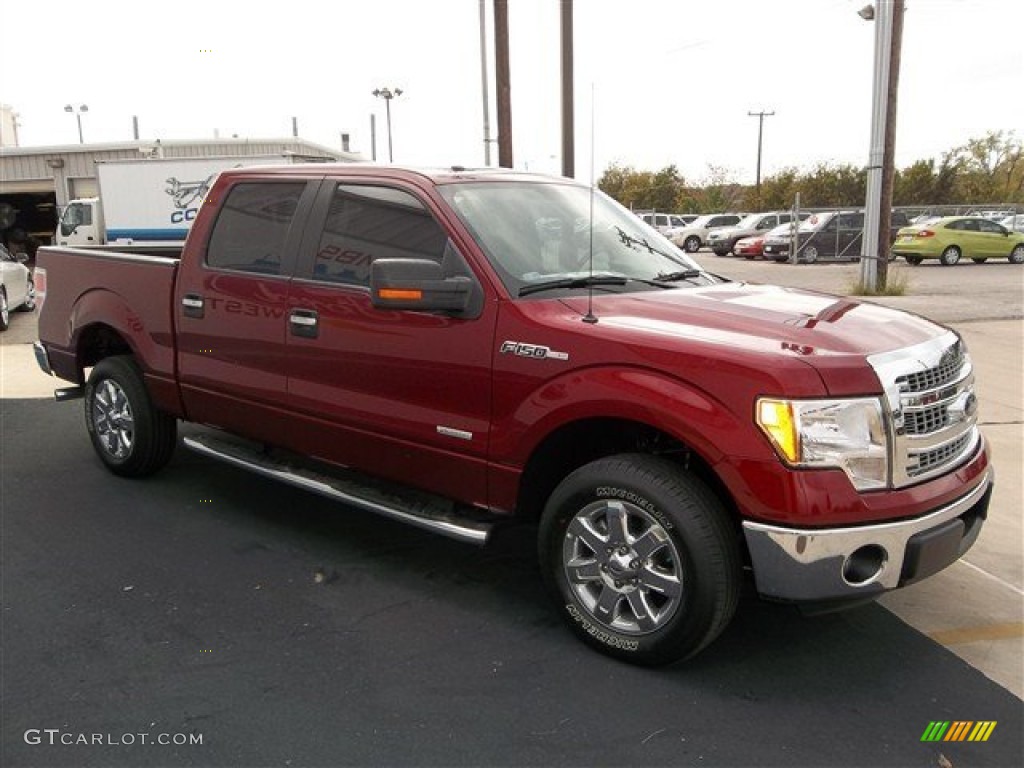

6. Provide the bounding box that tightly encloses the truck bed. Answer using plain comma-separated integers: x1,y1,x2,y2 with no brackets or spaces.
35,245,182,387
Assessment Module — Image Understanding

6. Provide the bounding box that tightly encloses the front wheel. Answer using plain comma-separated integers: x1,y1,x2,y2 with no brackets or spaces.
1009,244,1024,264
684,236,701,253
85,356,177,477
0,289,9,331
539,454,741,666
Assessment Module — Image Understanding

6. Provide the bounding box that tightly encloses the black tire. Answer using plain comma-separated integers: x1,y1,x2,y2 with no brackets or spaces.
939,245,961,266
1009,244,1024,265
905,255,923,265
539,454,741,666
712,248,730,257
684,236,701,253
84,356,177,477
971,257,986,264
15,278,35,312
802,245,818,264
0,289,9,331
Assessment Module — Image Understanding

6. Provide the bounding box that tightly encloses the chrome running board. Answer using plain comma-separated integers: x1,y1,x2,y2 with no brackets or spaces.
183,432,493,545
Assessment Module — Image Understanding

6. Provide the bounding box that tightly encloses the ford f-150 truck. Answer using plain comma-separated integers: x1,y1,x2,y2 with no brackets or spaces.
33,165,993,665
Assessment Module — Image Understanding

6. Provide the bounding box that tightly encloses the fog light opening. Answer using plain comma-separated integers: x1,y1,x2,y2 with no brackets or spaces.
843,545,887,586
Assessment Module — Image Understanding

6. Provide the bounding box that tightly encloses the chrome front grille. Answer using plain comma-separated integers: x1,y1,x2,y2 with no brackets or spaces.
895,346,964,393
869,333,980,488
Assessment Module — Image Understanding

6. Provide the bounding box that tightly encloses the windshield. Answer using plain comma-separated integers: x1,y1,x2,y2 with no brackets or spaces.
735,214,765,229
59,202,89,237
438,181,712,297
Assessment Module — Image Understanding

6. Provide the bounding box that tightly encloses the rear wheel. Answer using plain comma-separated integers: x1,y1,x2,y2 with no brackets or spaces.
1009,244,1024,264
85,356,177,477
802,245,819,264
684,236,701,253
939,245,961,266
0,289,9,331
539,454,741,666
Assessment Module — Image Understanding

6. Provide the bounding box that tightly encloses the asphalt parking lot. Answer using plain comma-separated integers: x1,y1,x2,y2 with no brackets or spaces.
2,257,1022,767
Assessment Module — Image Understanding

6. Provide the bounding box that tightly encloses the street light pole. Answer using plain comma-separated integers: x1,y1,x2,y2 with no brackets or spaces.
64,104,89,144
748,110,774,209
372,87,403,162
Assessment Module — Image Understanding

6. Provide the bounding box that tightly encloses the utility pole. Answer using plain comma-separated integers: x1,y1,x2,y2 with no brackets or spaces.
560,0,575,178
747,110,774,209
479,0,492,165
860,0,904,292
494,0,513,168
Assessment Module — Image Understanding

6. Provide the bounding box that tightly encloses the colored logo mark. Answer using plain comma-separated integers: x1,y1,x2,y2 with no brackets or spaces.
921,721,997,742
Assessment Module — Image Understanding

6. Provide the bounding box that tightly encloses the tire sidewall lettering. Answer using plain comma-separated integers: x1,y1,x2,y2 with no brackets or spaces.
595,485,674,531
565,603,639,652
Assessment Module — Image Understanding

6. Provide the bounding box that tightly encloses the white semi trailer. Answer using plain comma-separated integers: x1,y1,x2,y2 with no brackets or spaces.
55,155,326,247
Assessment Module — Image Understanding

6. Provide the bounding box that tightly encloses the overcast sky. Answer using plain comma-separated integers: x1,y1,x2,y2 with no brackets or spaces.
2,0,1021,185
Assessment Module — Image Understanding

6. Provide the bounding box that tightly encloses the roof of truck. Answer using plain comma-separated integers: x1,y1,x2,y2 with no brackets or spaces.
219,163,577,186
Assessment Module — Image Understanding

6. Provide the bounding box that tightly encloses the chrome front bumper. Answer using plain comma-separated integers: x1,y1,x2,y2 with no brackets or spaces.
742,466,993,602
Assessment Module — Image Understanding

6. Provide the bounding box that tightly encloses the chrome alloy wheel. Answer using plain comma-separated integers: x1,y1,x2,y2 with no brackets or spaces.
91,378,136,459
562,499,683,634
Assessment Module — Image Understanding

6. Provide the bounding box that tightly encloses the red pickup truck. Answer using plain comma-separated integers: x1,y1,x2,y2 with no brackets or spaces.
33,165,992,665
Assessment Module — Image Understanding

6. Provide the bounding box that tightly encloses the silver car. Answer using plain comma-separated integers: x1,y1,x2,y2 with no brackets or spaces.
0,244,36,331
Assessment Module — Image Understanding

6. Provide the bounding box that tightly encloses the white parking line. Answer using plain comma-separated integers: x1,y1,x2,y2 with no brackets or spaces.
958,558,1024,597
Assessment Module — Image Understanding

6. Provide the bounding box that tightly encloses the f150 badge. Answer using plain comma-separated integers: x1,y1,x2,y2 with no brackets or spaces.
500,340,569,361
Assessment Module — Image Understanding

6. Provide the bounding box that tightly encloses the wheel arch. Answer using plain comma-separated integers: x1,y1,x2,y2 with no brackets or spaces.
515,415,742,541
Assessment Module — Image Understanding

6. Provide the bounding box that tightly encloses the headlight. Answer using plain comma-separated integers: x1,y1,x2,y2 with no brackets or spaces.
756,397,889,491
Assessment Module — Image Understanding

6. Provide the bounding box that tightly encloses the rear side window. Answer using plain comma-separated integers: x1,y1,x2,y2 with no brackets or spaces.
313,184,448,286
206,182,306,275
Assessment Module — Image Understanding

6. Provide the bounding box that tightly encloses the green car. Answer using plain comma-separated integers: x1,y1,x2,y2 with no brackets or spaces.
892,216,1024,266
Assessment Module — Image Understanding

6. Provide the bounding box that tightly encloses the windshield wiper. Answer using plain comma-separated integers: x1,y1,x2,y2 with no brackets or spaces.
654,269,705,284
519,275,628,297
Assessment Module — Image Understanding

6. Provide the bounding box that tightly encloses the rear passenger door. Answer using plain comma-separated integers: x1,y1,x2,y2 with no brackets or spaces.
284,180,497,506
837,212,865,259
176,177,318,443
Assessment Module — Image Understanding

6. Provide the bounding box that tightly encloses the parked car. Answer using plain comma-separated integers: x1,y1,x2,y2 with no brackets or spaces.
669,213,745,253
0,244,36,331
706,211,807,256
636,212,696,234
733,234,766,259
891,216,1024,266
735,221,801,260
763,210,910,263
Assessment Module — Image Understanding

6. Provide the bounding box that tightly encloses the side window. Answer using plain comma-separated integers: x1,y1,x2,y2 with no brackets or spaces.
838,213,864,230
978,219,1002,234
206,182,305,275
313,184,448,286
757,216,775,230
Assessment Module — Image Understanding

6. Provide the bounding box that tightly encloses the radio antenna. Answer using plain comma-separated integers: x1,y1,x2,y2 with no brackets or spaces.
582,82,598,325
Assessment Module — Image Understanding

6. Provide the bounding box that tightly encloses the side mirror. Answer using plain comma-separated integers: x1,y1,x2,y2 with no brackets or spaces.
370,258,471,313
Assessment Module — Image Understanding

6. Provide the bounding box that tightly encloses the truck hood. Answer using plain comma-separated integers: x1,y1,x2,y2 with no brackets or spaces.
560,282,950,395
